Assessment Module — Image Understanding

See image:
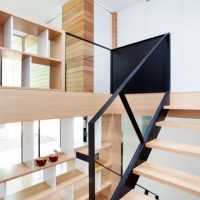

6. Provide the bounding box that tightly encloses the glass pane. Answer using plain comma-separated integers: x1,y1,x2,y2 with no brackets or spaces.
31,64,50,89
65,34,111,94
74,117,85,148
33,121,39,159
6,171,43,196
0,122,21,168
40,119,61,157
95,163,121,199
12,35,23,51
122,114,140,173
24,34,37,54
2,58,21,87
94,45,111,94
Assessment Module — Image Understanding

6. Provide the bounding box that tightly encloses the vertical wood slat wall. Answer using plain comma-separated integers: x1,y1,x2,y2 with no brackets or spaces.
62,0,94,92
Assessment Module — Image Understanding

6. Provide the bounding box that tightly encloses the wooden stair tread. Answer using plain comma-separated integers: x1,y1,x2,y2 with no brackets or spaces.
146,139,200,158
156,121,200,130
121,190,155,200
133,162,200,196
56,169,87,189
164,105,200,110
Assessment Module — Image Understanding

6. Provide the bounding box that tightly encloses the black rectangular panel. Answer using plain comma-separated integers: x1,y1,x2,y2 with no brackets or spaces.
111,34,170,94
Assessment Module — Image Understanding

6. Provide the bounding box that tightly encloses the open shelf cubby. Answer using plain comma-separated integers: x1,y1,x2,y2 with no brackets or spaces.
0,8,65,91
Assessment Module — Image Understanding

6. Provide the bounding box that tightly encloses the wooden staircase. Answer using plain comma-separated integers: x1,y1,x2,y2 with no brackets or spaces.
121,95,200,199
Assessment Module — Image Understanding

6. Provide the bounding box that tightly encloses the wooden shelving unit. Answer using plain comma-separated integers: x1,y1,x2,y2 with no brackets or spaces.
0,6,116,200
0,8,65,91
2,159,111,200
4,169,87,200
0,153,74,184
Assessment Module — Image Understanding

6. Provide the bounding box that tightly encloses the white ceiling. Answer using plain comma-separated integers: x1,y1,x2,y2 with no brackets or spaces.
95,0,142,12
0,0,141,24
0,0,65,23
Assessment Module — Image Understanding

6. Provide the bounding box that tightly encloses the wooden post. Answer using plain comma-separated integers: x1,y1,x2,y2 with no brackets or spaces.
100,114,121,198
62,0,94,92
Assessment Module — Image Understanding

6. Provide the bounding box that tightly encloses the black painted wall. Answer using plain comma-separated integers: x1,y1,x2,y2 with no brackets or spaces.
111,34,170,94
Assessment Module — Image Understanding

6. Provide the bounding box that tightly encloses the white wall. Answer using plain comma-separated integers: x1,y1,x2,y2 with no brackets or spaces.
118,1,200,200
94,3,112,93
118,0,200,92
48,14,62,29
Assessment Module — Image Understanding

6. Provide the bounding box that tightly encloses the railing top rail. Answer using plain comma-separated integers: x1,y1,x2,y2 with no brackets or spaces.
65,31,112,51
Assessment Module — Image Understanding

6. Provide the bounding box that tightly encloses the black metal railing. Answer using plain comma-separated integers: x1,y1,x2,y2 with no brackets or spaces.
87,33,170,199
65,31,168,199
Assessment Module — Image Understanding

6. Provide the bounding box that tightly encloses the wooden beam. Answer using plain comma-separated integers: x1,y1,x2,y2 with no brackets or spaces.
0,89,168,123
0,88,110,123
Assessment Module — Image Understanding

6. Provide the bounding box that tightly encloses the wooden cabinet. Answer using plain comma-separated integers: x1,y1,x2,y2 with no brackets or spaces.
0,8,65,91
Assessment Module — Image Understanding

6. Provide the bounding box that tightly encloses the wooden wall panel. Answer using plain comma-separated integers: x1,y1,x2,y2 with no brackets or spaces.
62,0,94,92
0,25,4,47
112,12,117,49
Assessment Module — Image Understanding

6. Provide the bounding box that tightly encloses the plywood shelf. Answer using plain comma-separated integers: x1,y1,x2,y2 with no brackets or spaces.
0,86,63,92
4,169,87,200
0,46,62,65
74,180,112,200
56,169,87,190
4,182,53,200
76,142,112,155
32,153,74,171
0,153,74,184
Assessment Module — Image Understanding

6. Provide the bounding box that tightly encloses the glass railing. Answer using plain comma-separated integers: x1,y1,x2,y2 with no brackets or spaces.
66,32,170,199
65,32,111,93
